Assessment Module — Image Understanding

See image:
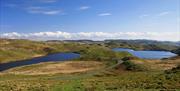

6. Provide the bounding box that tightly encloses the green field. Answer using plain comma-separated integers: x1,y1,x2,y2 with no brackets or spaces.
0,65,180,91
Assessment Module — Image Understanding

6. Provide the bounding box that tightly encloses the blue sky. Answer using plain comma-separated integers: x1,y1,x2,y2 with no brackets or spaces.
0,0,180,41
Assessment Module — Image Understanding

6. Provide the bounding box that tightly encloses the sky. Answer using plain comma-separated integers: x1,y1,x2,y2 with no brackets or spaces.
0,0,180,41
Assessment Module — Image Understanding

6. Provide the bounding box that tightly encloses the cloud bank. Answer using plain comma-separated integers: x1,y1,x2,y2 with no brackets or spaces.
0,31,179,41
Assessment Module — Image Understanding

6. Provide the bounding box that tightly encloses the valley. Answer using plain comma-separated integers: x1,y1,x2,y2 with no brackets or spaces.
0,39,179,91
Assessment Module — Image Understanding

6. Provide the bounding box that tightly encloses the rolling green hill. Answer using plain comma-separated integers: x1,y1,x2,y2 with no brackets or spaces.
0,39,179,91
104,39,180,51
0,39,132,63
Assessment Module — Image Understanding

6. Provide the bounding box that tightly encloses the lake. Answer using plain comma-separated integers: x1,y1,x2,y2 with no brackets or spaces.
0,53,80,71
112,48,177,59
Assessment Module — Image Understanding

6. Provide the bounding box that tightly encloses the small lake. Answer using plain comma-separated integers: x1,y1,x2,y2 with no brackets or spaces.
112,48,177,59
0,53,80,71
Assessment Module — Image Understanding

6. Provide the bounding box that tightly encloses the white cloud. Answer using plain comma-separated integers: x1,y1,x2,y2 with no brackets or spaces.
98,13,112,16
79,6,90,10
41,10,61,15
27,6,63,15
1,32,21,39
157,12,170,16
0,31,179,41
139,14,149,19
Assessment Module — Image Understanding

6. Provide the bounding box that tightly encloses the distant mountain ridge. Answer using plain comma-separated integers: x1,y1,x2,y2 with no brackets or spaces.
46,39,180,45
1,38,179,52
105,39,180,46
46,39,180,51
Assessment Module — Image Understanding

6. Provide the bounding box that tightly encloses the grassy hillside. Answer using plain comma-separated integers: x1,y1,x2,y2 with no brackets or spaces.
172,48,180,55
0,39,179,91
104,39,180,51
0,57,179,91
0,39,132,63
46,39,180,51
0,39,89,63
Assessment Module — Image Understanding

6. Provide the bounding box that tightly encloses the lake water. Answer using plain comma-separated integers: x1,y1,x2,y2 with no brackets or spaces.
0,53,80,71
112,48,177,59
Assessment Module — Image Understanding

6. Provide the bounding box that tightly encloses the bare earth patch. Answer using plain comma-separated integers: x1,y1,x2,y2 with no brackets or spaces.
3,61,104,75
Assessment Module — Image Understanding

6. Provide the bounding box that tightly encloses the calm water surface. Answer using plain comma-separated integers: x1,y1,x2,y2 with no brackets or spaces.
112,48,177,59
0,53,80,71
